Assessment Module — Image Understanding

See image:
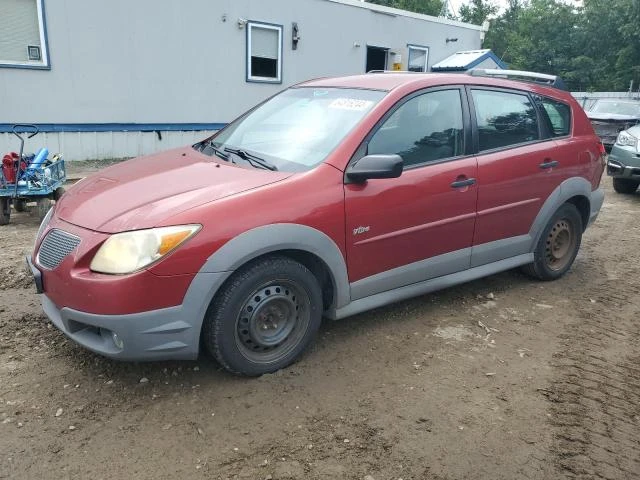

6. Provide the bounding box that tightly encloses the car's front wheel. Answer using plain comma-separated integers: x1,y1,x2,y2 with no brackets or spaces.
522,203,583,281
612,178,639,194
202,256,323,376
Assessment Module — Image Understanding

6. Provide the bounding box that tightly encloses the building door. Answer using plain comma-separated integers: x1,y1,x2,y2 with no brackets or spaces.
366,46,388,72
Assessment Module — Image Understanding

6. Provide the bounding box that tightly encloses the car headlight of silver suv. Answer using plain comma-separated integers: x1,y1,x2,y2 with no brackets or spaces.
90,225,201,274
615,130,639,150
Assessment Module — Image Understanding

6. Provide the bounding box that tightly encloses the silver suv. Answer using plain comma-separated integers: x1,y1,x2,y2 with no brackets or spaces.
607,125,640,194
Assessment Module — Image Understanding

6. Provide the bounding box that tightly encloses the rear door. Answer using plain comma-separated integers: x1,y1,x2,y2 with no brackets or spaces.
468,87,568,266
344,87,478,299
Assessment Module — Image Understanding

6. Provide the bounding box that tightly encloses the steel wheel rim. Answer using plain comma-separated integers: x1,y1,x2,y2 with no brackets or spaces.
545,218,576,271
235,281,311,364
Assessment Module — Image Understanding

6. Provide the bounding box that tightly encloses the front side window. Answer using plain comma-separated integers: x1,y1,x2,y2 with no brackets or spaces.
407,45,429,73
202,87,385,172
247,22,282,83
368,89,465,168
0,0,49,68
471,89,540,152
537,97,571,137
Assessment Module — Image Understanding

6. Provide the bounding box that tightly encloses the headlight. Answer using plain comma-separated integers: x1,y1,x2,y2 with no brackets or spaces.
616,130,638,149
34,207,53,248
90,225,201,274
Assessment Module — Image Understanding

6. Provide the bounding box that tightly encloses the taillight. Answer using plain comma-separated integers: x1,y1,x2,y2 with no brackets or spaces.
598,142,606,157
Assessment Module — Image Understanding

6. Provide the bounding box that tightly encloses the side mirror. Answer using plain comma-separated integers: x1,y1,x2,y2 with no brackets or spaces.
345,154,403,183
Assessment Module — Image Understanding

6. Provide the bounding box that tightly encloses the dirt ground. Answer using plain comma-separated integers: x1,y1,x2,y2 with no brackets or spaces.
1,170,639,480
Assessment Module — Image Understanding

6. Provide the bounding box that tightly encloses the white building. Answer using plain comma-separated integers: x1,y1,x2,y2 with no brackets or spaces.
0,0,485,160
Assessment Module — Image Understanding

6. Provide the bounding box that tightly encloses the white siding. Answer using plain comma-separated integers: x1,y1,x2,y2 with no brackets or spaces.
0,130,218,161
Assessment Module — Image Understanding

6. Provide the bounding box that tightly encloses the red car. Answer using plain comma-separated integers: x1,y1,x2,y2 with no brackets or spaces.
27,71,605,376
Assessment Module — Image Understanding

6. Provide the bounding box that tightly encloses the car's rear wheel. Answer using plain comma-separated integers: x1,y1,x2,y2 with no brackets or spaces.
202,256,323,376
522,203,582,281
0,198,10,225
612,178,639,194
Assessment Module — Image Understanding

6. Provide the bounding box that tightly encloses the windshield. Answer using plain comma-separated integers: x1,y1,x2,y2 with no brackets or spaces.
199,87,385,172
591,100,640,116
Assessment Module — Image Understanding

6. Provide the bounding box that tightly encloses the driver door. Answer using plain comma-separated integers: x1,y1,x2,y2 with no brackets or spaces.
344,88,478,300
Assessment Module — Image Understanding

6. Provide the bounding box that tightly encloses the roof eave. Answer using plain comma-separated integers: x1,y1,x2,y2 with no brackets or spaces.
322,0,485,31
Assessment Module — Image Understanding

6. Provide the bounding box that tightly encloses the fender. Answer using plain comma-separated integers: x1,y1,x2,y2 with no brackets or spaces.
527,176,601,250
179,223,351,337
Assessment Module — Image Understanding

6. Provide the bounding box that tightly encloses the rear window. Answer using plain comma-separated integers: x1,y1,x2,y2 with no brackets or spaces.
537,97,571,137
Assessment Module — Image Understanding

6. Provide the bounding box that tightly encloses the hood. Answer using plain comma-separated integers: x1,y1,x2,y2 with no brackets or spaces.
587,112,640,122
57,147,291,233
623,124,640,138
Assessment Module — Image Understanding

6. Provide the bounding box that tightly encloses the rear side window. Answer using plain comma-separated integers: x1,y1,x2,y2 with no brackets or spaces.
538,97,571,137
368,89,465,168
471,89,540,152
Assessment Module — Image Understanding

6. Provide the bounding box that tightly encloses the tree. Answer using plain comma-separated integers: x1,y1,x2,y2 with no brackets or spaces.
483,0,525,66
481,0,640,91
371,0,640,91
458,0,499,25
366,0,444,16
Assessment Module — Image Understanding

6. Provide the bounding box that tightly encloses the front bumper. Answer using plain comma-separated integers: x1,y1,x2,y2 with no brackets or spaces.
26,255,43,294
28,248,229,361
607,145,640,179
41,293,200,361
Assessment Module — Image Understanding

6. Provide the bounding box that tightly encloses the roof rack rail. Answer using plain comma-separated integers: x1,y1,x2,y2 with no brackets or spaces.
468,69,568,91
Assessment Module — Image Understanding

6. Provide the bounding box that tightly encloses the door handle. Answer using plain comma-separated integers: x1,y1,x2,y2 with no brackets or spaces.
539,159,559,169
450,178,477,189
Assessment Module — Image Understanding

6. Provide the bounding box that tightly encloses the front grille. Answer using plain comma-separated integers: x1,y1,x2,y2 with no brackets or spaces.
37,229,81,270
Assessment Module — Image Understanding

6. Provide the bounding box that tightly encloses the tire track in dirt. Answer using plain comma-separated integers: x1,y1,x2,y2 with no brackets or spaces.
545,309,640,479
543,200,640,480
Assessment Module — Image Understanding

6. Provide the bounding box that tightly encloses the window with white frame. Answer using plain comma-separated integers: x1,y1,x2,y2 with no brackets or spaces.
407,45,429,73
0,0,49,68
247,22,282,83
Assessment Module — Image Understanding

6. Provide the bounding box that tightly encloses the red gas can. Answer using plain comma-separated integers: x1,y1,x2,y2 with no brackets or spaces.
2,152,19,184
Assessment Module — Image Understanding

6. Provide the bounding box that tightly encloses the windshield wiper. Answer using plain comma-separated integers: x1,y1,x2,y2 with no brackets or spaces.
224,147,278,171
199,140,235,162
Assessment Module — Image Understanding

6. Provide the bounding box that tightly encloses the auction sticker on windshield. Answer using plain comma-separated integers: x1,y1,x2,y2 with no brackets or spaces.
329,98,375,111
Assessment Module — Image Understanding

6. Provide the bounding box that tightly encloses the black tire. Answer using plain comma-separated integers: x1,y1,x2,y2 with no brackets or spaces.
36,197,52,222
0,198,10,226
13,199,27,212
522,203,583,281
202,256,323,376
612,178,639,194
53,187,65,201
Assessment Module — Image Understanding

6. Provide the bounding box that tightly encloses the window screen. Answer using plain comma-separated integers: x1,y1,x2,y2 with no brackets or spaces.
471,90,540,151
368,89,464,167
248,23,282,82
0,0,46,66
539,97,571,137
408,46,428,72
